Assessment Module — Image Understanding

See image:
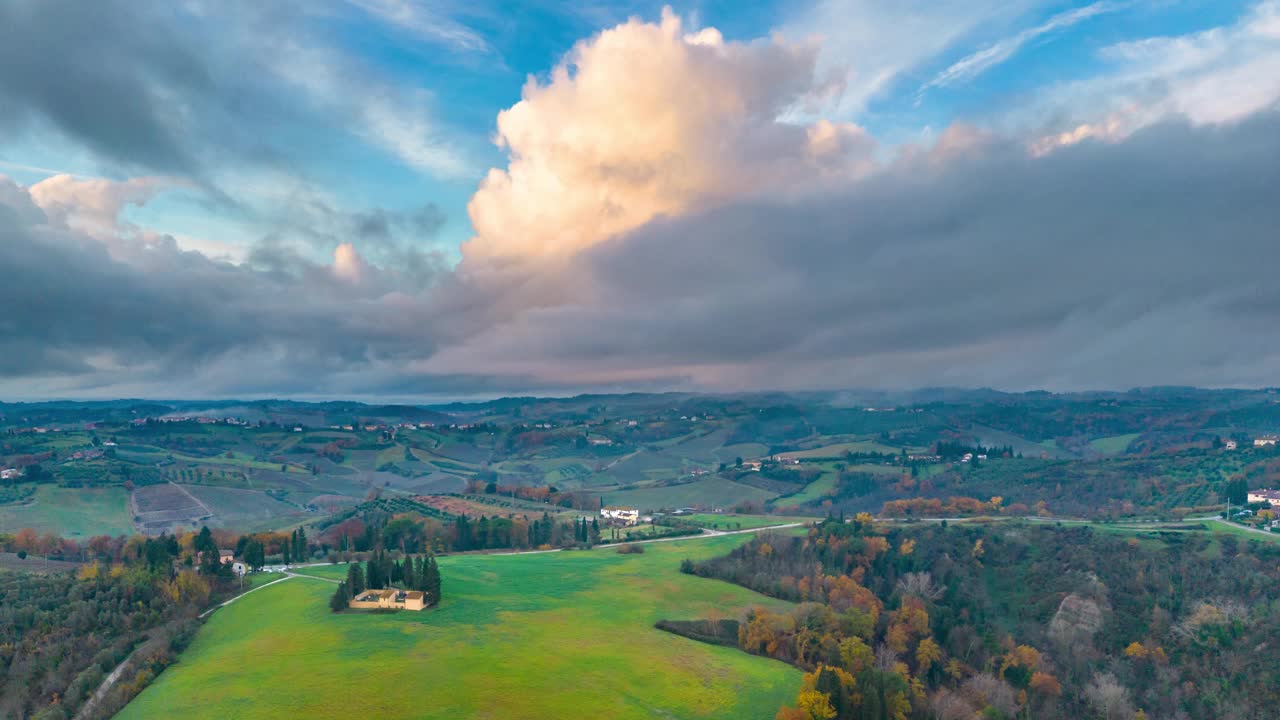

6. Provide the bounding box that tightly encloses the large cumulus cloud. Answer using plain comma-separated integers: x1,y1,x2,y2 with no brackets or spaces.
463,9,872,263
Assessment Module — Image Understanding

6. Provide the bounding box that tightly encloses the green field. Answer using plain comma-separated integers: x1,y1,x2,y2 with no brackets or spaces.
602,476,778,510
776,473,836,506
786,440,900,458
1088,433,1141,456
171,450,307,473
119,535,800,720
0,485,133,537
673,513,812,530
1204,518,1280,545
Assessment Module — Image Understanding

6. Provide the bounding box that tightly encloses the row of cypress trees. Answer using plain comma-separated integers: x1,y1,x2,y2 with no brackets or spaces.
329,552,441,611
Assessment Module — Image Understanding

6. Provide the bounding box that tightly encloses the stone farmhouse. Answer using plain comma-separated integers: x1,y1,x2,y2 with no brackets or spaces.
349,588,427,611
1247,489,1280,506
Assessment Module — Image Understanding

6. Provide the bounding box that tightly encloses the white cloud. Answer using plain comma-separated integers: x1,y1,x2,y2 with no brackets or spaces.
919,1,1122,98
463,9,874,263
781,0,1048,117
269,41,472,179
344,0,490,53
1025,0,1280,148
331,242,371,283
28,174,176,238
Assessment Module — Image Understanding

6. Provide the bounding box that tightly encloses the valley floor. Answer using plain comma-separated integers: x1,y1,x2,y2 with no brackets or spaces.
115,533,801,720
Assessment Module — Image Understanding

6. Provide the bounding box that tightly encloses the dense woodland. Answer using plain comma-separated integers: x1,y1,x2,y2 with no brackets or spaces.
678,518,1280,719
0,528,243,720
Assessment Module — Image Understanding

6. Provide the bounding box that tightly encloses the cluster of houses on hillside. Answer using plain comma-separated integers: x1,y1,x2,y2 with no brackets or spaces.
599,506,715,526
600,507,642,526
1218,435,1280,450
131,415,251,426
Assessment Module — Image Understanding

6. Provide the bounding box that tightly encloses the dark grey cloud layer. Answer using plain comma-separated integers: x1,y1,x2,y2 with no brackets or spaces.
3,111,1280,397
0,0,469,186
429,111,1280,392
0,179,448,397
0,1,211,173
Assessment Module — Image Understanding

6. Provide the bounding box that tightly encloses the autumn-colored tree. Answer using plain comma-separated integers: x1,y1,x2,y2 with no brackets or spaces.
915,638,942,673
840,636,875,675
163,569,211,605
796,687,836,719
1028,671,1062,697
13,527,37,553
77,562,101,581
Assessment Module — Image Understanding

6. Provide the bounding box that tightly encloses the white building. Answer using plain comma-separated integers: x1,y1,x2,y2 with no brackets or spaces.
0,468,21,480
1255,436,1279,447
1247,489,1280,505
1225,440,1238,450
600,507,640,526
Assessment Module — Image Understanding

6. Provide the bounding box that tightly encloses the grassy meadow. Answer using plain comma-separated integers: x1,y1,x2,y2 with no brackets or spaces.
1088,433,1142,456
118,534,801,720
675,513,811,530
601,476,777,510
0,485,133,537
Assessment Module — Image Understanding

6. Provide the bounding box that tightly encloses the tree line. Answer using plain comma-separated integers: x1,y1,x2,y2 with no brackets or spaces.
675,517,1280,719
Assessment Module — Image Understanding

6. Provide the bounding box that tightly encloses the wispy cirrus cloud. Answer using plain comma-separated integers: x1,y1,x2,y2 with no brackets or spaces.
782,0,1049,117
1023,0,1280,150
918,1,1123,100
344,0,491,53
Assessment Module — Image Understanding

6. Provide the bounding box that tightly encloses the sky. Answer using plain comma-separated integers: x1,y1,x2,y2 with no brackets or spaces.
2,0,1279,400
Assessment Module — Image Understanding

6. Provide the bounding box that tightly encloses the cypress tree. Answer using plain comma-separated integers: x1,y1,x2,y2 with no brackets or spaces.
347,561,365,595
424,553,441,604
455,516,472,551
402,555,415,589
282,541,292,566
195,526,219,571
330,581,350,612
391,559,403,584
